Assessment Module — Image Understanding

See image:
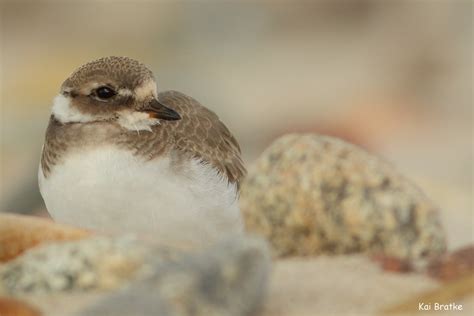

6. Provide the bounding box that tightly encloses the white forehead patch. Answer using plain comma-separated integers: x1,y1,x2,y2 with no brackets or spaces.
52,94,95,123
134,80,157,100
117,110,160,133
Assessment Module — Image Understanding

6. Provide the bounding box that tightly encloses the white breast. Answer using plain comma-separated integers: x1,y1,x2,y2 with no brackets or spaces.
38,146,243,248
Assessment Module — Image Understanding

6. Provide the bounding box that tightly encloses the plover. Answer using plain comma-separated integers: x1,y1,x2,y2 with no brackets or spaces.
39,56,246,246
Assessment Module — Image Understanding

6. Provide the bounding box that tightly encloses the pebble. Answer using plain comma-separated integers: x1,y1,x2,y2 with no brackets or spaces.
0,235,270,316
240,134,446,260
77,236,270,316
0,236,159,295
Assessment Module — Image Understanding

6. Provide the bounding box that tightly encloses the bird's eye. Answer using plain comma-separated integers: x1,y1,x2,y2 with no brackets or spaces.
95,86,116,99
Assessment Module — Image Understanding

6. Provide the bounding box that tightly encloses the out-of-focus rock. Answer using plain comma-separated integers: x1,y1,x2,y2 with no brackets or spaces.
241,134,446,260
0,232,270,316
0,296,42,316
77,236,270,316
427,245,474,282
0,213,91,262
0,237,159,295
370,254,413,273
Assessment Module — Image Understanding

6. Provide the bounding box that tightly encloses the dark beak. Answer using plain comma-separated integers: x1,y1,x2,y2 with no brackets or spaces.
141,99,181,121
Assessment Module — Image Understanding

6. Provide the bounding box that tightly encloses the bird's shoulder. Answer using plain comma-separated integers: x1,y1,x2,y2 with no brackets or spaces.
157,90,246,185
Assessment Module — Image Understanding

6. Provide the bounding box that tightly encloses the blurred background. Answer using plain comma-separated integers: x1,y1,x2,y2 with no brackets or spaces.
0,1,472,248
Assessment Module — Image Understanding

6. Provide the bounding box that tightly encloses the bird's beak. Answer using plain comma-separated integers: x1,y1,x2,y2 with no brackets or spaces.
140,99,181,121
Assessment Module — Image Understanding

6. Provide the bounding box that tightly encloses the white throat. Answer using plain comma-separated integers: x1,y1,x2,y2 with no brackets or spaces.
51,94,159,132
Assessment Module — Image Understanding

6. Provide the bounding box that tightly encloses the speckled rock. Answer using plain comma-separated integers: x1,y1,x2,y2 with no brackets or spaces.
77,237,270,316
0,213,91,263
0,235,270,316
241,134,446,260
0,236,166,295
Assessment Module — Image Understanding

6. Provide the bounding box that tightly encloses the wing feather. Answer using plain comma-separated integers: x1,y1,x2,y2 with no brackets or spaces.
157,90,246,186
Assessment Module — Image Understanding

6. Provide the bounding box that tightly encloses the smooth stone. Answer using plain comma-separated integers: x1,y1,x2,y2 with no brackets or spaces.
241,134,446,260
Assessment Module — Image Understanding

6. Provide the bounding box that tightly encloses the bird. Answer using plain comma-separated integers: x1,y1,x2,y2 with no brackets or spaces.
38,56,246,247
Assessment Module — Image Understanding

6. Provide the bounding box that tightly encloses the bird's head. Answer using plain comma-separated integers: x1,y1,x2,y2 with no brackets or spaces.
52,56,181,131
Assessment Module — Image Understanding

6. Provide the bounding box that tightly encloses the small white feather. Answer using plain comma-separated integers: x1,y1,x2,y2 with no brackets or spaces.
117,111,160,132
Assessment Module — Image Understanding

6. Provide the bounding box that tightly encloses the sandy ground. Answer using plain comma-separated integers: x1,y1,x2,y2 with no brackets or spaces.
265,257,472,316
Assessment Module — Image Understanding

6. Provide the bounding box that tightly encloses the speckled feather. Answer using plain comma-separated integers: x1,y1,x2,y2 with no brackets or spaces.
158,91,246,184
62,56,154,90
